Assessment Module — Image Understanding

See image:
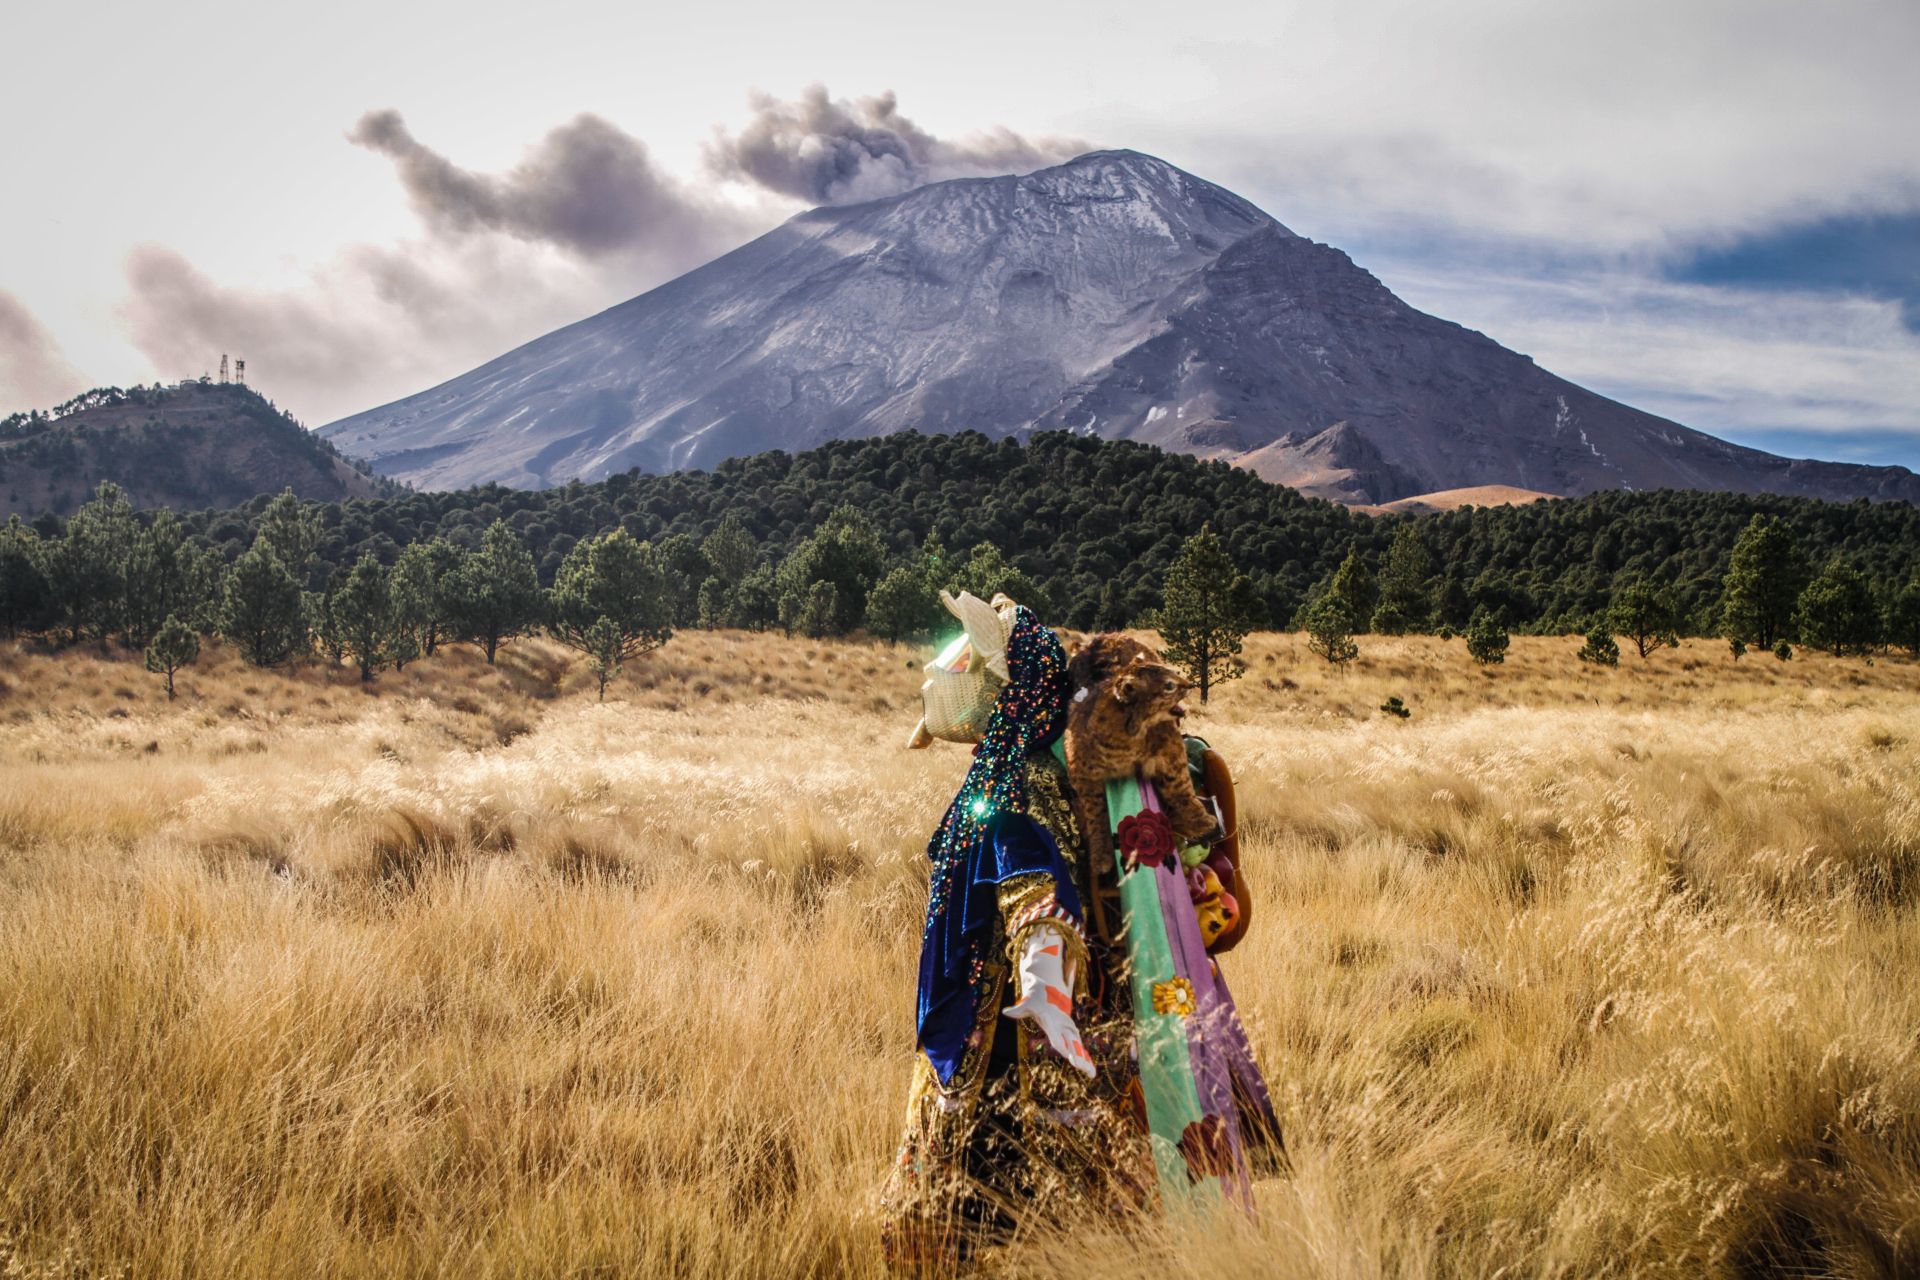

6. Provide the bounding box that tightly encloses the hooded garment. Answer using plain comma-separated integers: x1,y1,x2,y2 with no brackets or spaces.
914,604,1082,1084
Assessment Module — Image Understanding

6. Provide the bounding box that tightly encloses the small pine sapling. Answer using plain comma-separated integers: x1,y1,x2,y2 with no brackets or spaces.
1577,626,1619,666
1466,607,1509,666
585,616,623,700
1302,593,1358,667
144,613,199,699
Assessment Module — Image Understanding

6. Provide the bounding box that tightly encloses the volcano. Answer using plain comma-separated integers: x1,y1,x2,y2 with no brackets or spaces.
321,150,1919,505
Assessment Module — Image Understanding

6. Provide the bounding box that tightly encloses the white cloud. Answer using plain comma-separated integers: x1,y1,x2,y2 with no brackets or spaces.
1155,0,1920,257
6,1,1916,447
1371,259,1920,439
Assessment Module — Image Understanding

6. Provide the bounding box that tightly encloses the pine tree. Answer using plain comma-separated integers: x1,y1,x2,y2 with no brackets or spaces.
1795,558,1878,656
697,513,761,628
654,531,709,628
0,516,51,637
40,481,136,646
864,562,941,643
701,512,759,586
122,510,214,651
1466,606,1509,665
144,613,199,699
221,542,307,667
775,505,885,636
1887,576,1920,657
1720,514,1807,650
442,521,544,664
255,490,322,588
389,541,442,667
1369,597,1411,636
1326,547,1379,635
1153,524,1258,701
729,563,781,632
1577,625,1620,666
423,537,463,655
308,587,347,666
335,553,396,682
1434,571,1473,632
1302,591,1358,667
584,616,623,700
547,528,672,661
1607,576,1680,659
1093,581,1130,632
794,579,839,639
696,576,728,630
947,542,1045,613
1372,524,1433,634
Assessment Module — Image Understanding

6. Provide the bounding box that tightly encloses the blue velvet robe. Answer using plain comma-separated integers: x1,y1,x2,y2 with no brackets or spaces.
916,794,1084,1086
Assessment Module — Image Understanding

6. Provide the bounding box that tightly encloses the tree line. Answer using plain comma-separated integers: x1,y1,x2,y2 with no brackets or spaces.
2,430,1916,693
1290,513,1920,669
7,428,1910,634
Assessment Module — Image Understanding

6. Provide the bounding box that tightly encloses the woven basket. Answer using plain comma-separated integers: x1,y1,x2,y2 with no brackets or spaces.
920,657,1004,744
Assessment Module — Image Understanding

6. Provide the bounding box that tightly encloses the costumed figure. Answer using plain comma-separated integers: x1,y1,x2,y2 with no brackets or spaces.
881,595,1280,1269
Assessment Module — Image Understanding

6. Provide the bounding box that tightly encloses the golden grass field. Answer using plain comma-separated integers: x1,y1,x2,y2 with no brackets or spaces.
2,629,1917,1278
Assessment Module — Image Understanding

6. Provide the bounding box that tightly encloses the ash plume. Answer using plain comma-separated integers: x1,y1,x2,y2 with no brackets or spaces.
120,239,626,427
708,85,1090,205
120,91,1082,425
0,291,85,412
348,109,754,262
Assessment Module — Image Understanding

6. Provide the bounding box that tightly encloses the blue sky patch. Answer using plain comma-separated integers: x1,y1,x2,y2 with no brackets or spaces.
1675,212,1920,332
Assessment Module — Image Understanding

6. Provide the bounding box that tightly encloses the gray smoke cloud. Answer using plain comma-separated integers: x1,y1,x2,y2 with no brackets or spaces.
119,90,1082,425
123,110,771,423
119,235,636,427
708,85,1091,205
0,291,85,412
348,109,755,264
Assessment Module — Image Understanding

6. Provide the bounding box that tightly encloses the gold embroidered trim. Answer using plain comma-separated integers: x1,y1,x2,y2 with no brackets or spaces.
995,872,1056,923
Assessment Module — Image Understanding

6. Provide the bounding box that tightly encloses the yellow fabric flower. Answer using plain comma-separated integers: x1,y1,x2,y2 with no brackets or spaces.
1151,977,1196,1018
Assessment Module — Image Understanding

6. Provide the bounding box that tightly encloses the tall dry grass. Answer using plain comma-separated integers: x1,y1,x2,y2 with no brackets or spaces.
1,632,1916,1278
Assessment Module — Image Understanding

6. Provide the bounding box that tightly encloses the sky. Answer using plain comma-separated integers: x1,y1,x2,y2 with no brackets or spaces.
2,0,1916,468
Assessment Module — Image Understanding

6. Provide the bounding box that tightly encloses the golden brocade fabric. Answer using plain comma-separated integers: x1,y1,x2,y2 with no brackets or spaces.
879,751,1156,1269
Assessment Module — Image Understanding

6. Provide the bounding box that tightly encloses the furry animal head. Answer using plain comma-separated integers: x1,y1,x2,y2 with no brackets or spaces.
1112,657,1192,725
1067,632,1160,695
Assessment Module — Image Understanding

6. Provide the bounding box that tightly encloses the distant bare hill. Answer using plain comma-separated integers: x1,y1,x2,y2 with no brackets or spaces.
1,382,396,518
1355,485,1558,516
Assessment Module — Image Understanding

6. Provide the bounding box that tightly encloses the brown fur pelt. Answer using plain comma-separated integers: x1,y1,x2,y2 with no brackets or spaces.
1064,635,1218,881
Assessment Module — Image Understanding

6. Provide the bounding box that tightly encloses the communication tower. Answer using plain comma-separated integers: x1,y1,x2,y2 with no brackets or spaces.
234,359,246,386
218,354,229,382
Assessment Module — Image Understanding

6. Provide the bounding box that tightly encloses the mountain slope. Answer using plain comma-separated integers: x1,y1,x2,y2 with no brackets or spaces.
1,382,395,518
321,150,1920,505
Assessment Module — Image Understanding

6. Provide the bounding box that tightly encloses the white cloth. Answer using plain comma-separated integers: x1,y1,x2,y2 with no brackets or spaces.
1004,923,1095,1079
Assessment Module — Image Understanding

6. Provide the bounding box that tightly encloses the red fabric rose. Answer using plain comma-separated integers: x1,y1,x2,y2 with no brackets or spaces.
1117,809,1175,871
1178,1114,1233,1182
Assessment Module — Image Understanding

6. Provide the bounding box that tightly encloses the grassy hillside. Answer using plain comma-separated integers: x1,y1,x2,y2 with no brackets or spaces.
1,630,1916,1276
0,382,399,518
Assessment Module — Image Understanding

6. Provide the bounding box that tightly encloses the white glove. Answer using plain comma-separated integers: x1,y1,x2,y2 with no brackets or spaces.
1005,924,1095,1079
